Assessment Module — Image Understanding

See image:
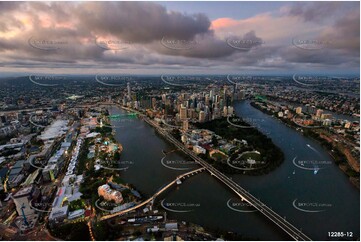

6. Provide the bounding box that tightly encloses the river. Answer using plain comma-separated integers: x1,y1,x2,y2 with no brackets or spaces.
108,100,359,241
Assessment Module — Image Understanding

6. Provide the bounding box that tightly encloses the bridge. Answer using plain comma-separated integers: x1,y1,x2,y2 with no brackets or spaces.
98,105,311,240
100,167,205,221
142,116,311,241
108,113,137,119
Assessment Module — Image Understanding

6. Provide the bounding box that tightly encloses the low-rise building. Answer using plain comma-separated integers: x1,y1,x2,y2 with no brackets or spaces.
12,185,36,217
42,164,59,182
98,184,123,204
68,209,85,220
49,206,69,224
193,145,206,154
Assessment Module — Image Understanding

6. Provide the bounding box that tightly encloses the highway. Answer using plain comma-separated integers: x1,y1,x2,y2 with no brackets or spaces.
142,115,311,241
103,105,312,240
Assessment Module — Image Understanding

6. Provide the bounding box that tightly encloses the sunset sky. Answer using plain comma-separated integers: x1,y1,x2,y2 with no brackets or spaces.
0,1,359,76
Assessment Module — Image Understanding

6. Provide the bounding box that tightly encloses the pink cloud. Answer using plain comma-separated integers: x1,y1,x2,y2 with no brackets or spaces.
211,18,239,30
211,13,322,44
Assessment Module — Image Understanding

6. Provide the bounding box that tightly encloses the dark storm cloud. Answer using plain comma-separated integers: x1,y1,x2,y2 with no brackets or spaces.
286,2,359,23
0,2,25,32
0,1,359,74
320,10,360,53
152,30,264,58
0,2,23,11
0,1,264,62
280,47,350,66
75,2,211,43
28,2,73,24
0,38,20,51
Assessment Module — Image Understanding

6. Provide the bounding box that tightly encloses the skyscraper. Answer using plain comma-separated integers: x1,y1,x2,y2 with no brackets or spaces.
183,120,189,131
180,104,187,120
316,109,323,118
127,82,131,99
223,106,228,117
199,111,205,123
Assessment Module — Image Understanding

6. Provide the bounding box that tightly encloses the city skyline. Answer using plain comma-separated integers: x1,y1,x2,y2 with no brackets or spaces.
0,1,359,241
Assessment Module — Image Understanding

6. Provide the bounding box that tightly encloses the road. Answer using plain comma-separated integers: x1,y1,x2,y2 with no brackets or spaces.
142,113,311,241
100,104,312,241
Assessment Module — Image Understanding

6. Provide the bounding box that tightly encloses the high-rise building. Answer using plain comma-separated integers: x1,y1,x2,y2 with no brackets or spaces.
227,106,234,116
213,107,220,119
180,105,187,120
196,102,202,112
316,109,323,118
223,106,228,117
296,107,302,114
183,120,189,131
205,95,210,106
222,86,227,103
192,97,197,109
344,122,352,129
127,82,131,99
220,99,225,109
188,108,196,119
199,111,205,123
321,113,332,120
209,90,214,100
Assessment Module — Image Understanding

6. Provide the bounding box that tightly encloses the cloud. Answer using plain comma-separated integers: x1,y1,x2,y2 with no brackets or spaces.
151,30,264,58
285,2,341,23
76,2,211,43
0,1,358,74
319,10,360,53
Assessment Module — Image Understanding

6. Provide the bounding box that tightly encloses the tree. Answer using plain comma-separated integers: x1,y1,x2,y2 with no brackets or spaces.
212,136,218,146
113,152,121,161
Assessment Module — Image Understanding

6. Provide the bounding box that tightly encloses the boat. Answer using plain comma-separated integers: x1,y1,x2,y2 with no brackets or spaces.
314,168,319,175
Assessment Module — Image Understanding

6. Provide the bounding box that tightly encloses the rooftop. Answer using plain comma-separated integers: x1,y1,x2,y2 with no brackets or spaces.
13,185,33,198
39,120,69,141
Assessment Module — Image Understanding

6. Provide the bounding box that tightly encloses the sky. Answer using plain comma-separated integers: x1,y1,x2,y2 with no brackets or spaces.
0,1,359,76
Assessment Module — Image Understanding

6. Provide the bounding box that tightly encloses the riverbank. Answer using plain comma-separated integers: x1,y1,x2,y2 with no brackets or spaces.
114,105,264,240
250,101,360,189
48,110,142,241
126,105,285,176
106,103,359,240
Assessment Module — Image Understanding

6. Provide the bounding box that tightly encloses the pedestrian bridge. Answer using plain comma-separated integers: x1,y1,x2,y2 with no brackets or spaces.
109,113,137,119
